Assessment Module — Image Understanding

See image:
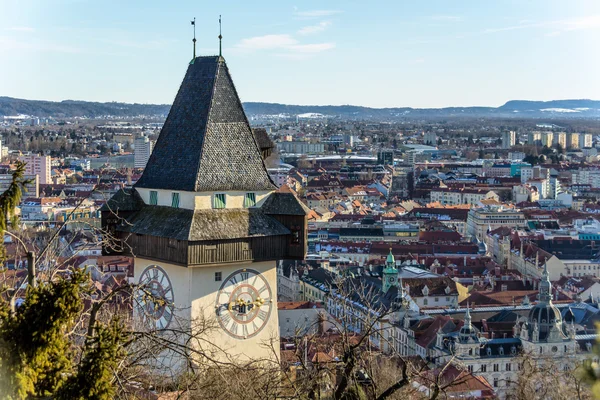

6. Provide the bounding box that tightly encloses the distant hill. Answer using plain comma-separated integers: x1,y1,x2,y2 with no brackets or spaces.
0,97,171,119
1,96,599,120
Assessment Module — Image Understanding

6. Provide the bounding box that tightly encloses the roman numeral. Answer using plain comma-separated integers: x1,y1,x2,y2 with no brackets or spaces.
242,324,249,337
230,275,238,285
258,309,269,321
241,272,249,282
230,322,239,336
220,312,232,326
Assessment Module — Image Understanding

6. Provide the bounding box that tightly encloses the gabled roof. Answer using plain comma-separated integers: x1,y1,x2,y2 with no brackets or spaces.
135,56,275,192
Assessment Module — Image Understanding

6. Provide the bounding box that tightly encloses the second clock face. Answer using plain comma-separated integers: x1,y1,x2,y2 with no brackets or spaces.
137,265,175,330
215,268,273,339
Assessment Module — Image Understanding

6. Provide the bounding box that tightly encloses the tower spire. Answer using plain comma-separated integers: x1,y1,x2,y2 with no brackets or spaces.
538,261,552,303
465,301,472,328
218,15,223,57
191,17,197,63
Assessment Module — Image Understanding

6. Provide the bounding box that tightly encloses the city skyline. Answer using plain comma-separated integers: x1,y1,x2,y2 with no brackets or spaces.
1,0,599,108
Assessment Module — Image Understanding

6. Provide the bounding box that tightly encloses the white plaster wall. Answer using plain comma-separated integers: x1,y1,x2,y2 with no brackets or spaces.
135,188,273,211
189,260,280,361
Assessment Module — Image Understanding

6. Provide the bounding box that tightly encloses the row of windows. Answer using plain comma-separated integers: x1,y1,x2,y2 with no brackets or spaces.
148,191,257,209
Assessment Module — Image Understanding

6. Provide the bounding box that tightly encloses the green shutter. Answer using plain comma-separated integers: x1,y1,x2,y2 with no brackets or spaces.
214,193,226,209
149,191,158,205
171,192,180,208
244,192,256,208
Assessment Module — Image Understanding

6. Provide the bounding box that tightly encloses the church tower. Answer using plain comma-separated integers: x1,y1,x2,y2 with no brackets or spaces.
102,55,308,362
382,249,397,293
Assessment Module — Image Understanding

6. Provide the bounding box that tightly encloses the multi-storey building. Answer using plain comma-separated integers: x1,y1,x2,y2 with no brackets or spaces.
553,132,567,149
467,205,526,241
134,136,154,169
580,133,593,149
527,131,542,146
18,154,51,184
430,188,499,206
567,132,581,149
540,132,553,148
501,131,516,149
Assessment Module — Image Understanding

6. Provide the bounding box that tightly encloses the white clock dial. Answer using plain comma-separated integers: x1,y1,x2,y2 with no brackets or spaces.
215,268,273,339
137,265,175,330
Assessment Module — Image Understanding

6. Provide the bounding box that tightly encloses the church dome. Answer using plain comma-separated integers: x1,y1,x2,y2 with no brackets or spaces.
528,303,564,341
526,263,567,342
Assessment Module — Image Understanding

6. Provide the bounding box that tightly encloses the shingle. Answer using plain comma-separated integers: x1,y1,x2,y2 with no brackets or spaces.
119,206,290,241
135,56,276,192
261,192,310,216
100,188,144,212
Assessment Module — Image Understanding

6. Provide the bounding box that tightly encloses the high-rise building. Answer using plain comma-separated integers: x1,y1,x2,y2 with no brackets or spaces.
567,133,580,149
501,131,516,149
423,131,437,145
134,136,154,169
541,132,553,148
18,154,51,184
527,131,541,145
553,132,566,149
102,55,308,364
580,133,593,149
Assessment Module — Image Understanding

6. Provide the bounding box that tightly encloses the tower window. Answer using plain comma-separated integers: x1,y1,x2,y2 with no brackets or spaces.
244,192,256,208
171,192,180,208
215,272,222,282
149,190,158,205
213,193,226,209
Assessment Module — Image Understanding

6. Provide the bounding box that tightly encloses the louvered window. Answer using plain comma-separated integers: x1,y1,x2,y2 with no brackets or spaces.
149,190,158,205
244,192,256,208
171,192,180,208
214,193,226,209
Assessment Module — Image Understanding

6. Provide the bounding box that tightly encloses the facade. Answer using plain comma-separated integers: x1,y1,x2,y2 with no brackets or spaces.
467,206,526,241
134,136,154,169
581,133,593,149
18,154,51,184
527,131,541,146
429,188,499,206
0,173,38,197
423,132,437,146
278,141,325,155
553,132,567,149
102,55,308,364
540,132,553,148
501,131,515,149
567,132,580,149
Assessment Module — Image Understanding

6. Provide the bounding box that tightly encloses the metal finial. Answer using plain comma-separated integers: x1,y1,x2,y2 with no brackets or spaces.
191,17,197,63
219,15,223,57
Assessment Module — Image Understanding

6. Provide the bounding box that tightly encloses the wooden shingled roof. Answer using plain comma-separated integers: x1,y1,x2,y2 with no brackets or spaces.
135,56,276,192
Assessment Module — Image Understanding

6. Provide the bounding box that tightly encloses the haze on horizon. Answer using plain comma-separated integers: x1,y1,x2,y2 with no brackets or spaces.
1,0,599,109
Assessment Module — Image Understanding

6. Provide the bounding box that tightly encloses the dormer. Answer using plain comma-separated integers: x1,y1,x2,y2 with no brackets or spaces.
422,285,429,296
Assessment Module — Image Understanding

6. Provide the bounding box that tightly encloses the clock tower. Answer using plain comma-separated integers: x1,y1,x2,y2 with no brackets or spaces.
102,55,308,363
382,249,397,293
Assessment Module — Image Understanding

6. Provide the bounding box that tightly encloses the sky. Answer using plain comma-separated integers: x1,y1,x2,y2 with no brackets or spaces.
1,0,599,108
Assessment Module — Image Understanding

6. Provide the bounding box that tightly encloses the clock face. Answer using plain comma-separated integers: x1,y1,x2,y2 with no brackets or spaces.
215,268,273,339
137,265,175,330
389,277,395,283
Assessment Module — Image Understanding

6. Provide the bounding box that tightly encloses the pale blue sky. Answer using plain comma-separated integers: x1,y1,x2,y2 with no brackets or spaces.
1,0,599,108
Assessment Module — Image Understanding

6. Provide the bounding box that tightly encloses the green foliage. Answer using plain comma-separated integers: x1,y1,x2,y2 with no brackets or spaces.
0,269,128,399
58,319,127,400
0,270,86,398
582,325,600,399
0,161,32,235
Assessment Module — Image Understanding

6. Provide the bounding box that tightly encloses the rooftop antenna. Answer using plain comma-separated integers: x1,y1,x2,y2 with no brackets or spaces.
191,17,197,63
218,15,223,57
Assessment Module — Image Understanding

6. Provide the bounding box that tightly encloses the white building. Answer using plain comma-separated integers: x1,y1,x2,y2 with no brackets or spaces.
501,131,516,149
134,136,154,169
